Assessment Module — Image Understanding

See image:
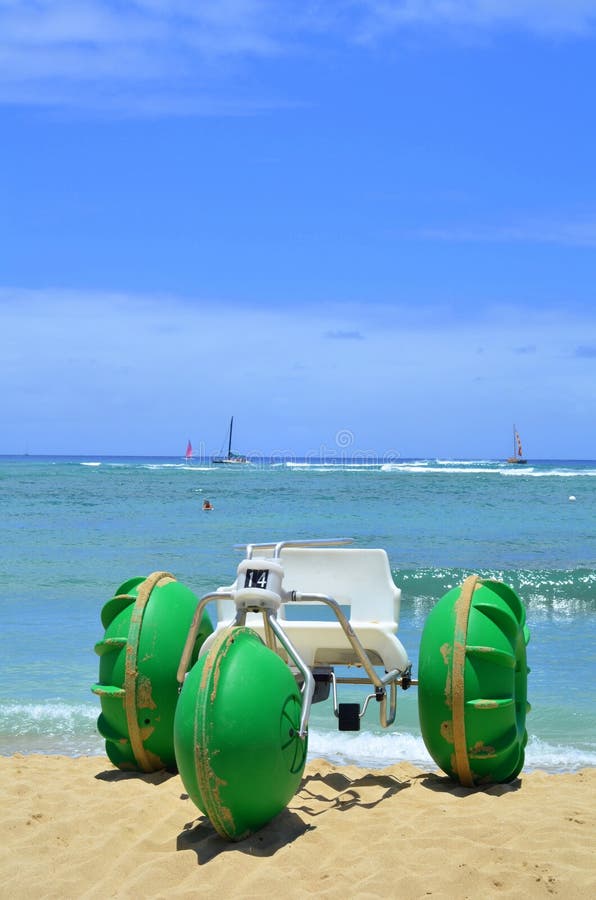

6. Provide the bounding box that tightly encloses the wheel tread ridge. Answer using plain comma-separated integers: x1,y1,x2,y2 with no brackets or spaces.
465,645,516,668
451,575,478,788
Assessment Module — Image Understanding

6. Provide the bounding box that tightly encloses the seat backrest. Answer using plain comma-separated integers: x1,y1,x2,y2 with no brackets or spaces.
277,547,400,624
213,547,400,626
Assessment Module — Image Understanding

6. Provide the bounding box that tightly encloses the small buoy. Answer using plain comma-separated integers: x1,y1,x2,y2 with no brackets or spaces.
569,495,576,502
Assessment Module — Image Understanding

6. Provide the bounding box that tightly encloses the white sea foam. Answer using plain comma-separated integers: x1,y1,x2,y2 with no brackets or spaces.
307,729,596,774
524,736,596,773
307,729,435,770
77,458,596,477
281,461,596,478
509,469,596,477
0,702,97,736
142,463,188,468
381,464,512,474
435,459,495,466
141,463,213,471
179,466,214,472
0,704,104,756
285,462,382,471
380,463,596,477
2,703,595,773
286,459,381,469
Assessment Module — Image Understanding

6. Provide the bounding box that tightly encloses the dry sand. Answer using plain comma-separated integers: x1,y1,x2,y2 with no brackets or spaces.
1,755,594,899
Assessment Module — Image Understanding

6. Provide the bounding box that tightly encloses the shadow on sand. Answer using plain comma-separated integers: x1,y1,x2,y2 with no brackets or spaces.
176,768,410,864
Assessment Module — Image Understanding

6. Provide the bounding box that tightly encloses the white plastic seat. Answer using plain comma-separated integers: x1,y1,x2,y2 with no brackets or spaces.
203,547,410,674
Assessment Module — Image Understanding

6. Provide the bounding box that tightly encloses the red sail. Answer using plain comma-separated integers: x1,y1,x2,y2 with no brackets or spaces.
185,440,193,460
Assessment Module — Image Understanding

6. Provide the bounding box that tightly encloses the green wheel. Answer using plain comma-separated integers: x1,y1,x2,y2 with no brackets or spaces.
174,627,307,841
418,576,530,786
92,572,213,772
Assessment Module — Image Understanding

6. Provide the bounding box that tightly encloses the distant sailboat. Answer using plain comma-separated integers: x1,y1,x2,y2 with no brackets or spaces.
506,426,527,464
185,439,193,461
212,417,248,465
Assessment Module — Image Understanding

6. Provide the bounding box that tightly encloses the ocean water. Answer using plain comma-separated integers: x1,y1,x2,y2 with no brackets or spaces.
1,455,595,774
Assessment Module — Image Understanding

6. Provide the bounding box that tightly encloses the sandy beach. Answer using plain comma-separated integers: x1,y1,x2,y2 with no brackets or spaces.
1,755,594,899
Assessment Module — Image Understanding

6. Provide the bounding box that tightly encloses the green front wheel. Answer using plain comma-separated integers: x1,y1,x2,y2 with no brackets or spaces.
174,627,307,840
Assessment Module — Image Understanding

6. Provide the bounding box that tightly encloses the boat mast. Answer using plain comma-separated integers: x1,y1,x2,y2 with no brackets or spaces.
228,417,233,459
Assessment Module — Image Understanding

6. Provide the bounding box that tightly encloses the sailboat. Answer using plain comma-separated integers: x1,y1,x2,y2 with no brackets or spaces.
506,426,527,464
185,439,193,461
212,417,248,465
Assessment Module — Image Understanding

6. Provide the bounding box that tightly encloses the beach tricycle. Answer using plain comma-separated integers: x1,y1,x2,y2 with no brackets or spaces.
92,539,530,840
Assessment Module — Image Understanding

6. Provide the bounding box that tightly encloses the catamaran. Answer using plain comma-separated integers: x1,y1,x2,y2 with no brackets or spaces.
212,417,248,464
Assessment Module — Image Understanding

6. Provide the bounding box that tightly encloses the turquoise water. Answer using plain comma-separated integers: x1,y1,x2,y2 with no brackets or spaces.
1,455,595,772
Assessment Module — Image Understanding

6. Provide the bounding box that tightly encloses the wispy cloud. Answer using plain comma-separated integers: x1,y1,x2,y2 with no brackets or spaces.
324,329,365,340
2,285,595,454
574,344,596,357
354,1,596,40
0,0,289,115
2,2,596,115
414,217,596,248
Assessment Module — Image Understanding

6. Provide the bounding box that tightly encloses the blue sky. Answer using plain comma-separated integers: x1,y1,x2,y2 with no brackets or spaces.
2,1,596,459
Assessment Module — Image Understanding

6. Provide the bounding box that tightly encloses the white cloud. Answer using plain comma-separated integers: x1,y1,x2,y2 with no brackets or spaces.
355,1,596,38
414,217,596,248
1,1,596,114
0,0,286,114
2,286,595,456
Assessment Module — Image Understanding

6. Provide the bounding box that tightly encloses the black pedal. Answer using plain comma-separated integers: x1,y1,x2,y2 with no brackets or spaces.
338,702,360,731
312,668,332,703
